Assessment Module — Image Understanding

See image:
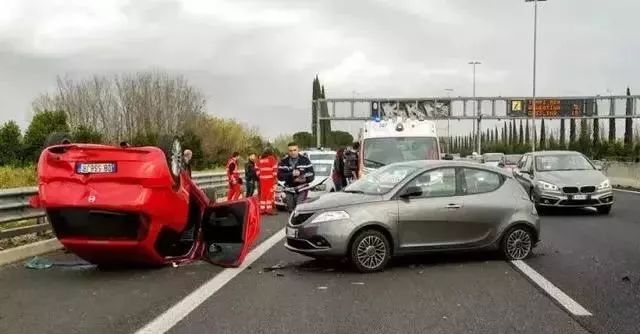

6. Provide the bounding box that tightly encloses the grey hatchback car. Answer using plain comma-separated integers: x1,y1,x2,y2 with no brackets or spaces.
513,151,614,214
284,160,540,273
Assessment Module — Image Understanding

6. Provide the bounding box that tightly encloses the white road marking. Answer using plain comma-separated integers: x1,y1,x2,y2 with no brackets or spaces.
511,260,592,317
135,228,286,334
614,188,640,194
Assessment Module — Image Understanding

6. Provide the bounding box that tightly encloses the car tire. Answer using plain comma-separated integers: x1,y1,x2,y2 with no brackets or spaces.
43,132,71,147
597,205,612,215
501,226,534,261
157,135,182,189
349,230,391,273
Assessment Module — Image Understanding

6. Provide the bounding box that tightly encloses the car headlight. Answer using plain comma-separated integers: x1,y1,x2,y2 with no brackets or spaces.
597,179,611,190
537,180,559,192
310,210,350,224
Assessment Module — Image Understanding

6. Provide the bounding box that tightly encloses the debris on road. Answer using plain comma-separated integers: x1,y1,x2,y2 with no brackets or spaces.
264,261,288,272
24,256,93,270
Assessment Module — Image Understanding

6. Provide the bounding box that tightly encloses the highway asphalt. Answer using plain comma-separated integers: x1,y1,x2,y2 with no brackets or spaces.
1,190,639,333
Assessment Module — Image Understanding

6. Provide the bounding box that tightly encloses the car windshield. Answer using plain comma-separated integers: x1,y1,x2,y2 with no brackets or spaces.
483,154,504,162
344,164,418,195
505,155,522,164
308,153,335,161
362,137,438,168
313,163,331,177
535,154,595,171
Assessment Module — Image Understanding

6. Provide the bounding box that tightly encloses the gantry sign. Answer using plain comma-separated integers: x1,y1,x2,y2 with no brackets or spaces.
312,95,640,148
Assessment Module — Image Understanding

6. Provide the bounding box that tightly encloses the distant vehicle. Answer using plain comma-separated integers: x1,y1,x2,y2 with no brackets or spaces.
513,151,613,214
30,136,260,267
357,117,441,177
504,154,523,171
482,153,505,167
275,149,337,210
285,160,540,272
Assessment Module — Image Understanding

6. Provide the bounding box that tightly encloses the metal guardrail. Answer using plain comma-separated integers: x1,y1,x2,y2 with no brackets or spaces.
0,172,231,241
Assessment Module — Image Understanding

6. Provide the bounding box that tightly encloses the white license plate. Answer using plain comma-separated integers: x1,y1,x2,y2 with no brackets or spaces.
572,194,587,200
76,163,116,174
286,227,297,238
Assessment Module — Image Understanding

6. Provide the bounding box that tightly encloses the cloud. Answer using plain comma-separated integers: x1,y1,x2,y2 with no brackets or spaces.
0,0,639,140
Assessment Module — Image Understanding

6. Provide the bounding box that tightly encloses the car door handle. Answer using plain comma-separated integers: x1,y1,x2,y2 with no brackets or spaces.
445,203,461,209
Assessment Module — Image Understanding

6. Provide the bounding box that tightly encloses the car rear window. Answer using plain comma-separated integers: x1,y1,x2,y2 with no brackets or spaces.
463,168,503,195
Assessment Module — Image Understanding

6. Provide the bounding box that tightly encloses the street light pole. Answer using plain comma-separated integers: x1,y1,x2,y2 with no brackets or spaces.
469,61,481,154
526,0,546,152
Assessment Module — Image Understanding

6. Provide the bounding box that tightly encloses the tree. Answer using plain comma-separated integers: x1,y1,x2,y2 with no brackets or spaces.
329,130,354,148
32,72,206,142
292,132,315,148
0,121,22,165
559,119,566,149
525,119,530,145
272,134,294,156
508,122,513,145
548,132,557,150
540,119,546,150
569,118,577,149
625,87,633,145
578,118,591,156
609,96,616,142
180,128,205,170
512,120,518,145
593,117,600,147
23,110,70,161
72,125,103,144
519,120,524,145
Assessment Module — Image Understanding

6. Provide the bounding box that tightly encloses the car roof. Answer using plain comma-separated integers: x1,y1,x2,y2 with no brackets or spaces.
388,160,513,177
527,150,584,156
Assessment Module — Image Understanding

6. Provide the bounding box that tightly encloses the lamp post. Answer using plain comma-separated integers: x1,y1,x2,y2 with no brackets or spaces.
526,0,546,151
468,61,481,154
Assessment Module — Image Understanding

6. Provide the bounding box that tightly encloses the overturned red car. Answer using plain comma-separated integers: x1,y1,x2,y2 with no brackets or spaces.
30,136,260,268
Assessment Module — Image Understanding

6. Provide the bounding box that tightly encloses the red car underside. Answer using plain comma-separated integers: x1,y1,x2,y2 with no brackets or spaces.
31,144,260,267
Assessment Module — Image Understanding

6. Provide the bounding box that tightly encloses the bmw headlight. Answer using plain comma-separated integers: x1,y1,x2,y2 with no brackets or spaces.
597,179,611,190
537,180,560,192
310,210,350,224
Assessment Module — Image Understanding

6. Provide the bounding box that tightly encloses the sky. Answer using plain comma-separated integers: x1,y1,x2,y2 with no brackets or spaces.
0,0,639,140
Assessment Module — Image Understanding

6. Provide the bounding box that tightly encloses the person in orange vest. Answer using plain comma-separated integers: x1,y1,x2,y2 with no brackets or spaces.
256,148,278,215
226,152,242,201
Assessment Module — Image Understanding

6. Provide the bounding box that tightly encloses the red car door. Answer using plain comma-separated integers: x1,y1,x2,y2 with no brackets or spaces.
201,196,260,267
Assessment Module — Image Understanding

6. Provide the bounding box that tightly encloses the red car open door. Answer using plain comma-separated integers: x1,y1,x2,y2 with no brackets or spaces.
201,196,260,267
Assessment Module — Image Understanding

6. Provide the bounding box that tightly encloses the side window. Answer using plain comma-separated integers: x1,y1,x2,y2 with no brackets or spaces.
462,168,503,195
517,155,528,169
404,168,456,198
523,155,533,172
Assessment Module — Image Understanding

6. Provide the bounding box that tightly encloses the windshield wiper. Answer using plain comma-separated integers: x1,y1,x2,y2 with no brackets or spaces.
364,158,386,167
343,189,365,194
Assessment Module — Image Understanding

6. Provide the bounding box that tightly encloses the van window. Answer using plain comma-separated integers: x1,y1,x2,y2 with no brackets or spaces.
362,137,438,168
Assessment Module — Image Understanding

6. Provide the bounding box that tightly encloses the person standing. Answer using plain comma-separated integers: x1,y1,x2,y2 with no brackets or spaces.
256,149,278,215
342,142,360,184
244,153,258,198
277,142,314,212
332,148,346,191
226,152,242,201
183,149,193,178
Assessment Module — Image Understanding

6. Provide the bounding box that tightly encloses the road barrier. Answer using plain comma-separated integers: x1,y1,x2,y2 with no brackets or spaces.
0,172,232,241
602,161,640,189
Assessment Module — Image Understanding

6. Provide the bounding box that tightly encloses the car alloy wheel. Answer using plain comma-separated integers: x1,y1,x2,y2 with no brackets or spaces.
350,230,390,273
504,228,533,260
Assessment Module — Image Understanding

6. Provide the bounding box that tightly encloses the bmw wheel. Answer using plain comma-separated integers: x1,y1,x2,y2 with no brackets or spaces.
349,230,390,273
501,226,534,260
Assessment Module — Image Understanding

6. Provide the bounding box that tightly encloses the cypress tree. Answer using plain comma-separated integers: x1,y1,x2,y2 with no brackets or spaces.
560,119,566,149
525,119,530,144
569,118,577,149
624,87,633,145
519,120,524,145
540,119,546,150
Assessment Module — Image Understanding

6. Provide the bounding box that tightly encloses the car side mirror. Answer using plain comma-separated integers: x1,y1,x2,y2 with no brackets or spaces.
400,186,423,198
498,162,505,168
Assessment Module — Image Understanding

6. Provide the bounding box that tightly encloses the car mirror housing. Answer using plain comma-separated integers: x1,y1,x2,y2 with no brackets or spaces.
400,186,423,198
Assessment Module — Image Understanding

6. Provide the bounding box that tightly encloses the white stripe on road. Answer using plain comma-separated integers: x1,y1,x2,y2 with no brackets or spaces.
614,188,640,194
511,260,592,317
135,228,286,334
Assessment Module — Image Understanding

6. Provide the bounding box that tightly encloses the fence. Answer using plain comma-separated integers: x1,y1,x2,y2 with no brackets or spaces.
0,172,231,241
